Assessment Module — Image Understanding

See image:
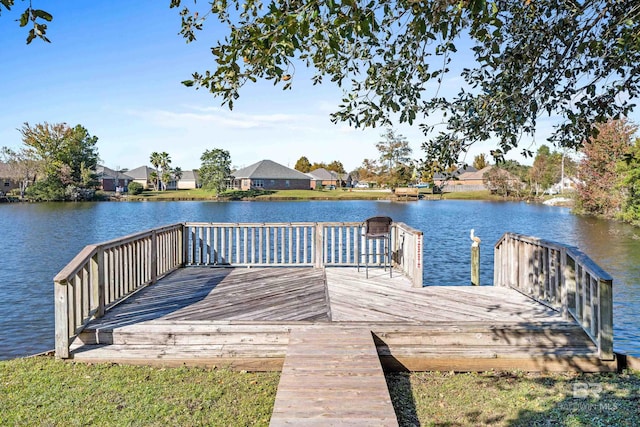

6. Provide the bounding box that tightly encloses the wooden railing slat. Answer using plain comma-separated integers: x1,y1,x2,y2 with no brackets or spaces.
494,232,614,360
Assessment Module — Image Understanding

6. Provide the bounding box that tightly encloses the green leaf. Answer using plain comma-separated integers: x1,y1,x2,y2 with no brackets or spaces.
26,28,35,44
181,80,195,87
32,9,53,22
19,9,29,27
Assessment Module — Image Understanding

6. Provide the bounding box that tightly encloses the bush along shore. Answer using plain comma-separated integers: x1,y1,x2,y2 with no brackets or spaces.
1,356,638,426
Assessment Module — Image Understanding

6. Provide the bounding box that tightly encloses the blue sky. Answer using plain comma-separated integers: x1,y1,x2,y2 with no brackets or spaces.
0,1,596,172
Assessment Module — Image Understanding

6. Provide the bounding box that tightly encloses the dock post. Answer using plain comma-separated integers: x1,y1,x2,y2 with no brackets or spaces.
470,229,481,286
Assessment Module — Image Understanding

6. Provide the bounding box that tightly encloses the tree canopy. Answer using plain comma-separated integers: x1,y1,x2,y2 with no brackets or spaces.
170,0,640,169
2,122,99,201
199,148,232,195
9,1,640,170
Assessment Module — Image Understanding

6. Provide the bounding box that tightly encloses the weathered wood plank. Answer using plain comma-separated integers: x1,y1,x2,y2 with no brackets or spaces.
270,327,398,426
68,267,608,373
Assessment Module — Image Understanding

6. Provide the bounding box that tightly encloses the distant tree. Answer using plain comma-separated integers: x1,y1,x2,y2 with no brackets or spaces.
127,181,144,195
376,129,413,186
576,119,637,218
483,164,526,197
473,154,488,170
294,156,312,173
357,159,381,184
149,152,162,190
0,146,40,198
310,161,327,171
389,164,414,189
17,122,99,201
173,166,184,187
150,152,171,190
377,129,412,172
199,148,231,195
149,171,158,190
529,146,555,195
326,160,345,174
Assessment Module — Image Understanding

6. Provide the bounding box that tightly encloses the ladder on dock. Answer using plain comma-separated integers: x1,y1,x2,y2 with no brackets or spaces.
270,326,398,426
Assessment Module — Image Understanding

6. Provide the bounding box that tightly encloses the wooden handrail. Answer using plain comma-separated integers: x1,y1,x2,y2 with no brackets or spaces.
54,221,424,358
494,232,614,360
54,223,184,358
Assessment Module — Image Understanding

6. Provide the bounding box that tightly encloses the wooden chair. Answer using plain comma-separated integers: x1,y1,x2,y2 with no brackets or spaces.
358,216,393,278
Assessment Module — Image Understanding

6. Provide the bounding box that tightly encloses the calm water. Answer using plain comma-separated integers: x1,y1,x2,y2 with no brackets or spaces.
0,200,638,359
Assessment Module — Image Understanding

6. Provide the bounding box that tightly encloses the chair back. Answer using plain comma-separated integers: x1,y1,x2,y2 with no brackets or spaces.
364,216,393,238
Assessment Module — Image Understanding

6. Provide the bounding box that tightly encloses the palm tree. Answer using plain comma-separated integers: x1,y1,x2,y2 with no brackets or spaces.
149,171,158,190
173,167,183,180
149,152,172,190
149,152,162,190
158,152,171,191
173,167,183,190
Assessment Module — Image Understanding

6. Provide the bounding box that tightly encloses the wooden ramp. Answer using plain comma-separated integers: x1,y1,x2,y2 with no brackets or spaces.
270,326,398,426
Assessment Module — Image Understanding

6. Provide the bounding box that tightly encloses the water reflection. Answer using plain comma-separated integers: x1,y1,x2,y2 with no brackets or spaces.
0,200,638,359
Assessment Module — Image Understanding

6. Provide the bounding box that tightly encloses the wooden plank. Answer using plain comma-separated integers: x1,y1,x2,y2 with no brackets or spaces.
270,327,397,426
67,267,605,373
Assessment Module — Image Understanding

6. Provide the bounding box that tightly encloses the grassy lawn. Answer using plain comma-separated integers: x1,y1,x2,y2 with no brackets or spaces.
438,190,508,201
388,370,640,426
122,188,393,201
0,357,279,427
118,188,506,201
2,357,638,426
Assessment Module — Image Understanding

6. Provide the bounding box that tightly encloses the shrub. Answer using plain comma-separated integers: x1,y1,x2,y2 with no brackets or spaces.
127,182,144,195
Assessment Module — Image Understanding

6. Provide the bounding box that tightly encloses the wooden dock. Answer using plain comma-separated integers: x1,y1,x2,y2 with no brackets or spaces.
69,267,613,372
270,327,397,426
54,222,617,424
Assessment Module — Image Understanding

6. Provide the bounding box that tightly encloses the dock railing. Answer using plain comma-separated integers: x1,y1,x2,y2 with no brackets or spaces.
494,232,614,360
54,221,423,358
53,224,184,358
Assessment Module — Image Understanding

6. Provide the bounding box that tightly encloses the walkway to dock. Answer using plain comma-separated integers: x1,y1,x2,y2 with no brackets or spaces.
270,326,397,426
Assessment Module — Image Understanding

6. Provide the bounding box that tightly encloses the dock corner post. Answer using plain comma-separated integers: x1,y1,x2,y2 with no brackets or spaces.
314,223,323,268
91,249,105,318
54,279,70,359
413,232,423,288
470,229,481,286
150,230,158,284
599,278,614,360
471,244,480,286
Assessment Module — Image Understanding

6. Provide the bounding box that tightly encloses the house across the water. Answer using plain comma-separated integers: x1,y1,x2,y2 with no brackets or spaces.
230,159,311,190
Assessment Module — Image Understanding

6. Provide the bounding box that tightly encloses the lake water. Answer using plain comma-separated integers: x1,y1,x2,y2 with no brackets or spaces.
0,200,638,359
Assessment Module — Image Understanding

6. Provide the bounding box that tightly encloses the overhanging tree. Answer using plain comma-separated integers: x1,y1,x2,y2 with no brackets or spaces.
9,2,640,168
169,0,640,170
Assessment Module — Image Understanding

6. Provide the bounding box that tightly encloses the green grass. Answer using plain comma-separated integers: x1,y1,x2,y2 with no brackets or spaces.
124,189,220,200
252,189,391,200
0,356,279,427
439,190,505,201
2,357,638,426
123,188,393,201
387,370,640,426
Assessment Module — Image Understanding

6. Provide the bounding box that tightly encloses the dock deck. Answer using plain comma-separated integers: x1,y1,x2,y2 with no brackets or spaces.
70,267,611,373
55,223,616,424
